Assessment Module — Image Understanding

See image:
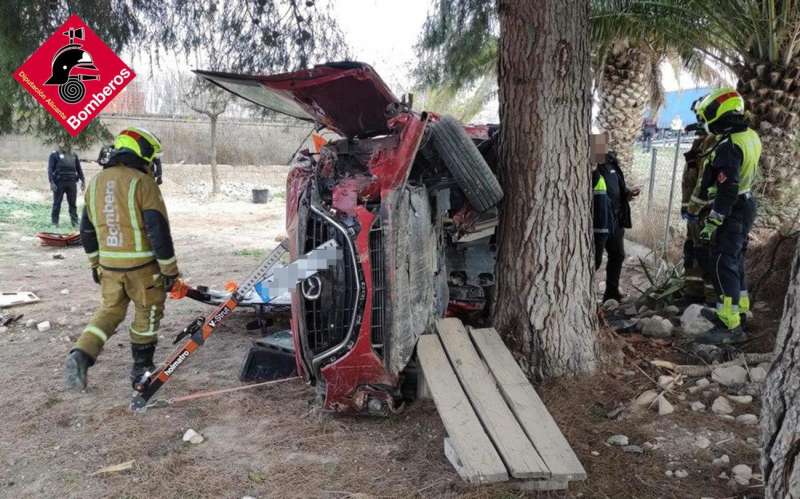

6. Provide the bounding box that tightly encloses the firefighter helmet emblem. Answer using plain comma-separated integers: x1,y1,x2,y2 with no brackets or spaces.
44,27,99,104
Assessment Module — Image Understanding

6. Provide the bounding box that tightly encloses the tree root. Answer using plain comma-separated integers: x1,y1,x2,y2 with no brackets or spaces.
651,352,773,376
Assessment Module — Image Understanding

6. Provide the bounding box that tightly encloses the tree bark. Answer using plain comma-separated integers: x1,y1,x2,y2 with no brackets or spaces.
762,237,800,498
736,58,800,228
210,114,220,195
595,43,653,174
494,0,598,379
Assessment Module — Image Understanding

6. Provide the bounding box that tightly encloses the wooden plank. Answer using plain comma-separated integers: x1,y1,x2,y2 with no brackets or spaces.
436,318,549,479
417,335,508,484
470,327,587,481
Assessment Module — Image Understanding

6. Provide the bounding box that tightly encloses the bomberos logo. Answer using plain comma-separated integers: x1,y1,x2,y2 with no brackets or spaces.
13,14,136,137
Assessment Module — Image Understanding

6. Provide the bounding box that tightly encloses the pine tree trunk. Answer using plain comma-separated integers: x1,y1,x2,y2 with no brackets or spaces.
210,115,220,195
595,43,653,174
494,0,598,379
737,58,800,228
762,237,800,498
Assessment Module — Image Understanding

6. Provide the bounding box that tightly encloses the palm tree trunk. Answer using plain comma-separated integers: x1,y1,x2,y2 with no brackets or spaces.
737,58,800,228
595,43,653,174
761,237,800,497
495,0,598,379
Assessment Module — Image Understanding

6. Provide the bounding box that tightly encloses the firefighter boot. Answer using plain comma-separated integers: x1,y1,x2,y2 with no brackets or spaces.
696,297,747,345
64,349,94,391
130,343,156,389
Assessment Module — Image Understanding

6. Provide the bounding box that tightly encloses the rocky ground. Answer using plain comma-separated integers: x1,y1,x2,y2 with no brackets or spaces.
0,160,777,498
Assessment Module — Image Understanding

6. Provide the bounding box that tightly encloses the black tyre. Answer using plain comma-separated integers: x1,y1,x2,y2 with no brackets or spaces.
429,115,503,212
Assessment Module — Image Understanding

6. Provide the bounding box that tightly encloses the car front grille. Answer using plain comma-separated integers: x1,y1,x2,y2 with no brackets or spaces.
302,208,359,357
369,217,385,357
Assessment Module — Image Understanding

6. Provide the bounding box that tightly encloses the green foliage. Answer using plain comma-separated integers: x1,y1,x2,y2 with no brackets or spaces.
414,74,496,122
415,0,498,88
234,248,267,258
0,199,58,234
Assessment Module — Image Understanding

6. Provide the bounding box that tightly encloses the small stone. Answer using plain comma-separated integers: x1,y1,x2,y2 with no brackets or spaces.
182,429,204,445
732,464,752,485
712,396,734,415
665,470,673,477
736,414,758,425
25,319,36,328
658,375,676,389
674,469,689,478
728,394,753,404
623,445,643,454
642,442,656,450
36,321,51,332
749,366,768,383
747,437,758,445
718,472,729,479
719,414,736,421
641,315,674,338
712,455,730,467
664,305,680,315
639,305,650,315
52,253,64,260
632,390,659,409
680,304,715,337
69,306,77,313
658,396,675,415
696,378,711,387
712,366,748,386
60,289,69,295
602,299,619,311
695,436,711,449
591,451,599,456
688,386,703,394
607,434,629,446
690,401,706,412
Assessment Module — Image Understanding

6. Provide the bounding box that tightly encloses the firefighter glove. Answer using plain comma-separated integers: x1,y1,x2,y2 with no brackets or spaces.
91,267,100,285
699,212,724,242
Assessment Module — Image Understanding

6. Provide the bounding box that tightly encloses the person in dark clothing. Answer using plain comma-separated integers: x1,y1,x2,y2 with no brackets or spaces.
48,147,85,227
594,151,640,302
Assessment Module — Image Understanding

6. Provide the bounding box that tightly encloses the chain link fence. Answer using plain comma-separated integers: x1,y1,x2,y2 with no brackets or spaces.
625,134,693,262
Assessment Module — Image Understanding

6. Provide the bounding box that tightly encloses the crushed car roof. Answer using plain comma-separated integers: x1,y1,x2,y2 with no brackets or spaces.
194,62,400,138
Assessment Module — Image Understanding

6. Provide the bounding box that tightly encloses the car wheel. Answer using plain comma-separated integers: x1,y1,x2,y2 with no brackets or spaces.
429,115,503,212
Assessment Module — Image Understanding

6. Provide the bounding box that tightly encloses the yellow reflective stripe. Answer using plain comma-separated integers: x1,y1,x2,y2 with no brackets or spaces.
84,325,107,343
130,326,156,337
128,178,142,251
593,176,607,192
149,305,157,333
86,251,99,259
99,250,155,259
88,178,98,224
157,256,177,265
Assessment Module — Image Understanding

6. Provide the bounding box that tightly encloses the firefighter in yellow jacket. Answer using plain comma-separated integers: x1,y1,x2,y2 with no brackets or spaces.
65,127,179,390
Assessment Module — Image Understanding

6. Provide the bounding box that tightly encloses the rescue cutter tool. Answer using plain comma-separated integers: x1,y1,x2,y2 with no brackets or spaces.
130,239,339,411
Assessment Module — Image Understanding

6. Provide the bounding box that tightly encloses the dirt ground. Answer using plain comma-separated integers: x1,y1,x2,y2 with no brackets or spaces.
0,161,770,498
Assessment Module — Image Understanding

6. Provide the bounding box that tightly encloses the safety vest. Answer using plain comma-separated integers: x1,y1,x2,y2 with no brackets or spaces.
727,128,761,194
84,164,168,270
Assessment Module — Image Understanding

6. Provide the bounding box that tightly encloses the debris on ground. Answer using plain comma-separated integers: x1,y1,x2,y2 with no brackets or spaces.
52,253,64,260
0,313,23,326
182,429,204,444
607,434,629,446
680,304,715,337
732,464,753,485
711,397,734,415
735,414,758,425
36,321,51,332
60,289,69,295
90,460,135,476
0,291,40,308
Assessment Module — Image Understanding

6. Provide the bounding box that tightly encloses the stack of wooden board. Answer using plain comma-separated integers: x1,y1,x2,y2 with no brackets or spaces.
417,317,586,490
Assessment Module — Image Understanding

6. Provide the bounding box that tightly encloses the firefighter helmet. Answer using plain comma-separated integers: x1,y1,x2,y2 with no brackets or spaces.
114,127,162,164
695,88,745,127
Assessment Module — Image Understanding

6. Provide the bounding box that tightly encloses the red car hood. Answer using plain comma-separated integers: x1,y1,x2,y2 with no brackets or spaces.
194,62,399,138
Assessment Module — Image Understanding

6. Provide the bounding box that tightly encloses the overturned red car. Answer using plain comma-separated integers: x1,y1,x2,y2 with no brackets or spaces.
197,62,502,414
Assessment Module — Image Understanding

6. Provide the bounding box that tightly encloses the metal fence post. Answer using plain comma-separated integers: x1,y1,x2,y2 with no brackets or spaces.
663,131,682,259
647,148,657,214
